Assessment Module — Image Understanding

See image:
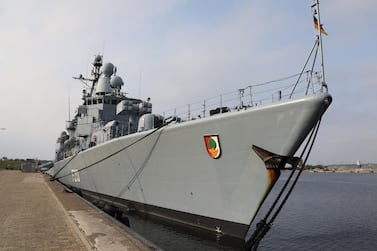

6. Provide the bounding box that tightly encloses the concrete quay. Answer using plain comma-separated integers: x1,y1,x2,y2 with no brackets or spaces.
0,170,157,251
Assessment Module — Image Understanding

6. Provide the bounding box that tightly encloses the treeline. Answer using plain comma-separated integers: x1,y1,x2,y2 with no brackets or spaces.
0,158,50,170
305,164,326,170
0,159,23,170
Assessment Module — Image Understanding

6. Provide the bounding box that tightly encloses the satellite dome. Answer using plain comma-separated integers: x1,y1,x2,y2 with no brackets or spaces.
101,62,114,77
96,76,112,94
110,76,124,89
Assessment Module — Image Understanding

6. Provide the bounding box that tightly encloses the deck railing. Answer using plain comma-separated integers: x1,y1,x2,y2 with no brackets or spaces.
162,70,325,121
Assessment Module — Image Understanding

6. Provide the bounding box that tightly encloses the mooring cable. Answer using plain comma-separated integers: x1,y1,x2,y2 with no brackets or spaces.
244,118,323,251
269,119,322,224
261,117,321,223
54,119,173,181
51,151,80,180
104,128,165,213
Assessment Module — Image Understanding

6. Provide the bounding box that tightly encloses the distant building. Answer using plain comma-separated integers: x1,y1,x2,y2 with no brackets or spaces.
356,160,362,168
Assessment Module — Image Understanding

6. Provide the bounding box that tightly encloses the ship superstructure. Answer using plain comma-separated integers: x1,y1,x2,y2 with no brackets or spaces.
56,55,155,161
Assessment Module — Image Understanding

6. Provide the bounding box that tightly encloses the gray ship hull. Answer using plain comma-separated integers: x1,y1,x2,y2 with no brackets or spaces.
53,92,331,238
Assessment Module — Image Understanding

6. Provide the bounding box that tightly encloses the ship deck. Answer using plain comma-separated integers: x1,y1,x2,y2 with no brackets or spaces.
0,170,158,251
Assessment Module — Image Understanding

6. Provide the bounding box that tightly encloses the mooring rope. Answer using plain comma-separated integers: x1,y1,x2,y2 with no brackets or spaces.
53,119,174,181
244,118,323,251
51,151,80,181
105,128,164,211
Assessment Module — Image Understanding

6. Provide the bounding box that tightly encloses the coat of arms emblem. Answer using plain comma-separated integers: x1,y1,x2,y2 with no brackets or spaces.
204,135,221,159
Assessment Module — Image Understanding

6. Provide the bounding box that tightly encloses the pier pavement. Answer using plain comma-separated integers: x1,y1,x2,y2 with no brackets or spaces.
0,170,156,251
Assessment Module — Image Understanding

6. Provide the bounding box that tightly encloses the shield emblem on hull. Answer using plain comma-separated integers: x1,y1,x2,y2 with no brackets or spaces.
204,135,221,159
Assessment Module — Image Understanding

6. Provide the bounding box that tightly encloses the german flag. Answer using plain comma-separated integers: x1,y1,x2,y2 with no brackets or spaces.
313,16,328,35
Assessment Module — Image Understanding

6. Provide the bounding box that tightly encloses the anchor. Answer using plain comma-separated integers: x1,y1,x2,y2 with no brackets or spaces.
243,145,304,251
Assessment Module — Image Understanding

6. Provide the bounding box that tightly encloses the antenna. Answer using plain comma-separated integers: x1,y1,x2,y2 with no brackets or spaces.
68,97,71,121
138,65,143,98
312,0,326,86
102,41,106,57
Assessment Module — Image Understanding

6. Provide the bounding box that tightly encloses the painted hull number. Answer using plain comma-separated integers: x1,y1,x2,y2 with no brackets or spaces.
71,169,81,183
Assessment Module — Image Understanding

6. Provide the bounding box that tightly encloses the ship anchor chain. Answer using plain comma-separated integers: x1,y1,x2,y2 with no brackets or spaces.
244,118,322,251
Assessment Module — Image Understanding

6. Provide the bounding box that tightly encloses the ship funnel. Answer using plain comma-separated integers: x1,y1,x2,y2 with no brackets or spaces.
96,76,113,94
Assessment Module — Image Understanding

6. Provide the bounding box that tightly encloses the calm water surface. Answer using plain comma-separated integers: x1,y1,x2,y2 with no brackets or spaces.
125,173,377,250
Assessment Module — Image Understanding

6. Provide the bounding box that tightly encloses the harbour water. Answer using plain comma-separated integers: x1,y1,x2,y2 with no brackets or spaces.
124,172,377,250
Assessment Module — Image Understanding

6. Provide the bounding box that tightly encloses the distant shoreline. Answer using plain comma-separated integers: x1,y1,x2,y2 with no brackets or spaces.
307,168,375,174
305,163,377,174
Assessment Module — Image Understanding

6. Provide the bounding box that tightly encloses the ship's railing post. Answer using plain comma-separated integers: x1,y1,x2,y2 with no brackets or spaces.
238,88,244,110
202,100,206,118
249,86,253,107
220,95,223,113
271,91,282,102
305,70,313,95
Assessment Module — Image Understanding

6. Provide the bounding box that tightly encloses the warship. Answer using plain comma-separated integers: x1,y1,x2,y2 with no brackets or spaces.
51,2,331,240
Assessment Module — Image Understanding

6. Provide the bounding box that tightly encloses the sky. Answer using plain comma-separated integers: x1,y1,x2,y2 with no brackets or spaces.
0,0,376,165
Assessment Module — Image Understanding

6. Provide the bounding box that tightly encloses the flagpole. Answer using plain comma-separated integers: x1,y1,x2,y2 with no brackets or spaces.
314,0,326,89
